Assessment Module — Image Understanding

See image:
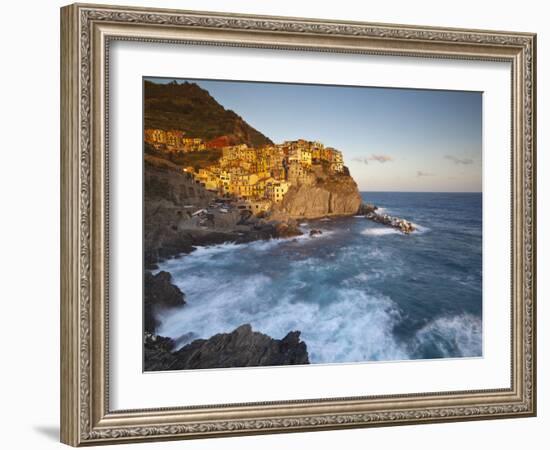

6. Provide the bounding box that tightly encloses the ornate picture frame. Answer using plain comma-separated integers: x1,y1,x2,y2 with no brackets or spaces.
60,3,536,446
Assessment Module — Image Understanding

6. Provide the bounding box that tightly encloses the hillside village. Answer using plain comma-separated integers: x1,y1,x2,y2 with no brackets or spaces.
145,128,345,214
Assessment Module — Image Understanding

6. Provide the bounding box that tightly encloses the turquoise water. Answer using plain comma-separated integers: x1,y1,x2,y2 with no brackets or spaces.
156,192,482,364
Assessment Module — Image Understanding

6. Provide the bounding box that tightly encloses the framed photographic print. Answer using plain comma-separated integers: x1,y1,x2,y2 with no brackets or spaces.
60,3,537,446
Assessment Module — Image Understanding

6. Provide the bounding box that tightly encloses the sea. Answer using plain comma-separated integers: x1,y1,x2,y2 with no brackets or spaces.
156,192,483,364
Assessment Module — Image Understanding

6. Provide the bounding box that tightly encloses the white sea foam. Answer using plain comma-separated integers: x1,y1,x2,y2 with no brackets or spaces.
412,314,482,358
352,273,372,282
360,223,428,237
157,258,411,363
411,223,430,234
361,228,401,236
190,241,243,256
163,230,330,264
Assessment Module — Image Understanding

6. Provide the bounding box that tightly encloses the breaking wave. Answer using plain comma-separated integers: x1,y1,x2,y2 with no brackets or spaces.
411,223,430,234
157,241,482,363
157,272,410,363
361,228,401,236
410,314,482,358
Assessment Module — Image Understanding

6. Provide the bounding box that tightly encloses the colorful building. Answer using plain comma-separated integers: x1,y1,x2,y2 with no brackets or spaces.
173,137,348,207
265,179,290,203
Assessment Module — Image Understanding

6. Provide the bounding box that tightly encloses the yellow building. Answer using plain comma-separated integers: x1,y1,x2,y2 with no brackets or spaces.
330,149,344,173
166,130,184,151
287,147,301,164
189,138,346,202
219,170,232,195
221,144,247,164
179,137,206,152
197,168,219,191
144,129,208,153
243,148,257,163
300,148,312,168
265,180,290,203
311,146,321,161
287,161,310,185
144,128,167,149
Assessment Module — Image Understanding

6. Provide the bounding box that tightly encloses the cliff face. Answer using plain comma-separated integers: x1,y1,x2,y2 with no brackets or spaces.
275,170,362,220
144,159,216,265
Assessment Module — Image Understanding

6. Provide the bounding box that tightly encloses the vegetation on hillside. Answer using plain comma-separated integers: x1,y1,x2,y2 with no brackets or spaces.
144,80,273,148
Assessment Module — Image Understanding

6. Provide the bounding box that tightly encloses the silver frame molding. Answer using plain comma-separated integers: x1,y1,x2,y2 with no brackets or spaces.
60,3,537,446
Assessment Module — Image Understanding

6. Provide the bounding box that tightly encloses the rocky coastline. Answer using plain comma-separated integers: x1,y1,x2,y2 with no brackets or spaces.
143,245,310,370
144,160,303,269
144,324,309,371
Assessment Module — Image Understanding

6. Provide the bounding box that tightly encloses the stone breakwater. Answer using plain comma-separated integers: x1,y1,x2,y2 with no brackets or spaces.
358,203,416,234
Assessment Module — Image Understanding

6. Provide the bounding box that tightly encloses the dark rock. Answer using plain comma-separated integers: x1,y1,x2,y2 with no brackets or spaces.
365,212,416,234
274,221,302,238
143,324,310,371
309,229,323,237
359,203,416,235
145,271,185,307
144,308,159,335
144,271,185,333
357,203,377,215
144,333,177,371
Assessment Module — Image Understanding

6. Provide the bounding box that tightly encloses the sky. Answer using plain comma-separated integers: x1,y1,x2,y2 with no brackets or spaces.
146,77,482,192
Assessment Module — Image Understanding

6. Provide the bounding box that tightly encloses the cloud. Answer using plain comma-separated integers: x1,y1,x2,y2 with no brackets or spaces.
444,155,474,165
369,154,393,163
352,154,393,165
417,170,435,177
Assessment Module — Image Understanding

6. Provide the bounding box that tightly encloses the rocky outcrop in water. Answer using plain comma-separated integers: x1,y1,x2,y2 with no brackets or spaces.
356,203,416,235
357,203,378,215
144,271,186,333
144,324,310,371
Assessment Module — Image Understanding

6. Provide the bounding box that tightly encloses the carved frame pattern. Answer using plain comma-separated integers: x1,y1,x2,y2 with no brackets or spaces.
60,3,536,446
